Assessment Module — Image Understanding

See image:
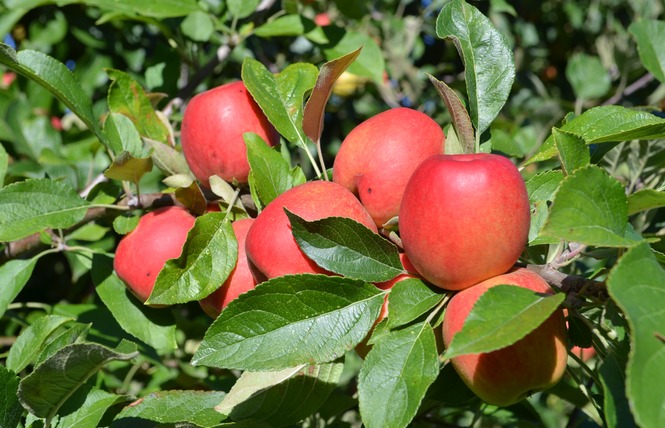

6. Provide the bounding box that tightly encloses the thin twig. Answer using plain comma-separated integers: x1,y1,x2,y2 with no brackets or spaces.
602,73,655,106
524,263,608,306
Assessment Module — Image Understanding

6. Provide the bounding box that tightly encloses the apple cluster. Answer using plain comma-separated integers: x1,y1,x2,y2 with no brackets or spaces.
113,80,568,407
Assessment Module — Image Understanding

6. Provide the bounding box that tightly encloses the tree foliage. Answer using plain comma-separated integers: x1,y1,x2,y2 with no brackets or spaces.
1,1,664,427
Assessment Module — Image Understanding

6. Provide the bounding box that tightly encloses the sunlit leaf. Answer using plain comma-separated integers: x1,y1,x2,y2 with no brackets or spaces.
607,243,665,428
0,178,89,242
436,0,515,134
192,274,384,371
443,285,565,359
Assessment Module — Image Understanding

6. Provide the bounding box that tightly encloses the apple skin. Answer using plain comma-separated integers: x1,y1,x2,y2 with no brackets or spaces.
114,206,196,303
399,153,530,291
245,180,378,280
333,107,445,227
199,218,257,318
441,268,568,407
180,80,280,186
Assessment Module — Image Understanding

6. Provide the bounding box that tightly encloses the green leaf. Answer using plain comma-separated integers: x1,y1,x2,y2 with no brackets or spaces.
526,170,564,203
103,112,145,157
6,315,74,373
91,254,177,351
565,53,611,100
528,200,557,245
629,20,665,84
0,257,38,318
113,390,227,427
0,142,7,187
254,14,315,38
527,106,665,164
227,0,260,18
0,179,88,241
0,43,106,146
106,68,170,144
180,10,214,42
143,137,193,177
65,223,108,242
104,151,153,184
436,0,515,135
18,342,138,419
387,279,445,329
175,181,207,216
427,73,475,154
599,336,636,428
303,48,362,145
12,0,202,18
553,128,590,174
217,363,343,426
112,214,140,235
246,133,306,207
147,213,237,305
628,189,665,215
192,274,384,371
0,178,90,241
56,384,128,428
443,285,565,359
36,322,91,365
358,322,440,428
541,165,642,247
0,366,22,428
242,58,318,148
322,30,385,84
286,211,404,282
607,242,665,428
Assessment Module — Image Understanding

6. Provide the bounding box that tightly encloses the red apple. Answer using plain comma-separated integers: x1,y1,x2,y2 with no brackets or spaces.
245,180,377,280
441,268,568,407
399,153,530,291
314,12,331,26
180,80,280,186
333,107,445,227
114,206,196,303
199,218,257,318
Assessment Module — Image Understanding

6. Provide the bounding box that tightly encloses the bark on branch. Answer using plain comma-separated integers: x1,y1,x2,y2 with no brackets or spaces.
525,263,608,307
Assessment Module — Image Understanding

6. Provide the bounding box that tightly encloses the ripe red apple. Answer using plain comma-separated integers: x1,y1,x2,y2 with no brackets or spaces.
114,206,196,303
199,218,257,318
441,268,568,407
333,107,445,227
245,180,377,280
180,80,280,186
399,153,530,291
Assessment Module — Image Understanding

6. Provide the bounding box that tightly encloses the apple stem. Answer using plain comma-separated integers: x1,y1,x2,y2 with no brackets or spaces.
302,143,323,179
315,138,329,181
425,294,451,326
224,187,242,219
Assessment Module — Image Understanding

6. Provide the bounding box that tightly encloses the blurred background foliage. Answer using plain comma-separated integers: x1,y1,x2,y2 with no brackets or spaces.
1,1,664,426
